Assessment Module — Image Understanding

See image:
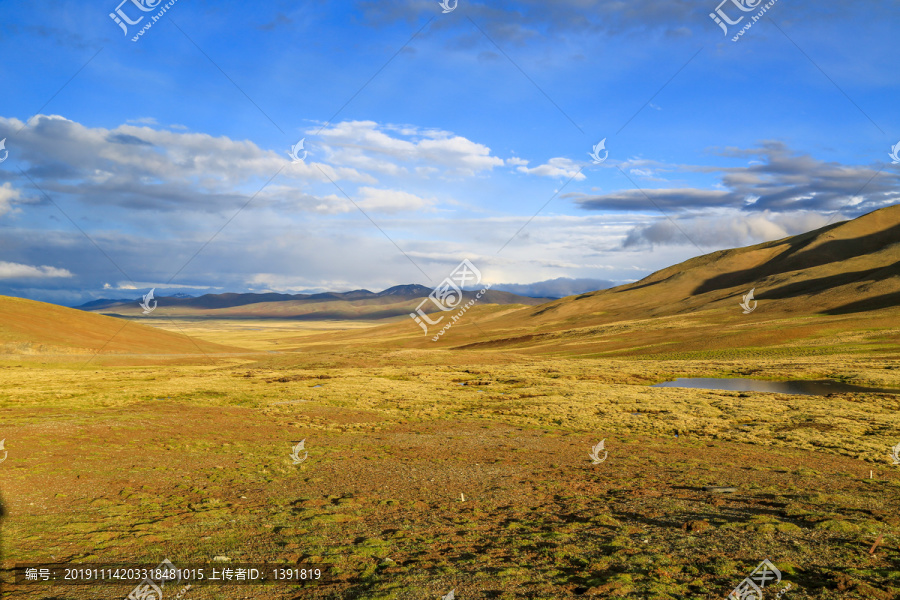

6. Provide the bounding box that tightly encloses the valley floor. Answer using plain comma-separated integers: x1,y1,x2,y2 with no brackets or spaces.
0,320,899,599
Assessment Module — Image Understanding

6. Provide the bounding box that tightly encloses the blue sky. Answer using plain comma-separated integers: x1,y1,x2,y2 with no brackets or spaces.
0,0,898,305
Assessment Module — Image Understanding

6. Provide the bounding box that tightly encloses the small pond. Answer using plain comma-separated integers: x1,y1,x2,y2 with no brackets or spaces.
651,377,900,396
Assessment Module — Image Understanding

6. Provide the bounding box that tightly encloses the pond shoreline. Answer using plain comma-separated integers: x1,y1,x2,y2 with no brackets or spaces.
652,377,900,396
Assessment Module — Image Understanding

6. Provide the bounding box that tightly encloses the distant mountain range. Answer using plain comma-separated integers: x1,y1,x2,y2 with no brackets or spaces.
4,205,899,356
77,292,195,309
74,284,550,319
302,204,900,355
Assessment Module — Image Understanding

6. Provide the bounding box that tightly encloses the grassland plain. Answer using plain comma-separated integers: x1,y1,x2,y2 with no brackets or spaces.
1,315,899,599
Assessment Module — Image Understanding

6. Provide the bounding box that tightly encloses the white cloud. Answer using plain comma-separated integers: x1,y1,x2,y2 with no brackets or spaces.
577,142,900,216
0,261,72,279
517,157,587,181
623,210,833,248
356,187,437,213
314,120,505,177
0,114,374,215
0,182,23,217
255,185,355,214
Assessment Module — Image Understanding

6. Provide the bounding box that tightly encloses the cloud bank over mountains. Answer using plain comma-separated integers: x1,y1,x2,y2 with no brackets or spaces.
0,114,893,305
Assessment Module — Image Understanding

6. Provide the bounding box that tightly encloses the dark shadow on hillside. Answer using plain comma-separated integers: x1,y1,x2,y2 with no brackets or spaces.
693,222,900,295
755,263,900,300
822,291,900,315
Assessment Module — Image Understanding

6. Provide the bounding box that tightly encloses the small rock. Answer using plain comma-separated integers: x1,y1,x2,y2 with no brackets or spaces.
212,556,230,562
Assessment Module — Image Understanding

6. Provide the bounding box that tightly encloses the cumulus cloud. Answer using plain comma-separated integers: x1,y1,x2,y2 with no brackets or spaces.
0,182,24,217
715,142,899,213
573,142,900,216
622,211,833,248
0,115,395,216
253,185,438,215
0,261,73,279
517,157,586,181
254,185,353,214
314,120,505,177
356,187,437,213
0,114,510,220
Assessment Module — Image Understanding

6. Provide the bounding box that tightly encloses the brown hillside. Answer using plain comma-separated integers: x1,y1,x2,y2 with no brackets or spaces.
0,295,245,354
522,203,900,325
292,205,900,356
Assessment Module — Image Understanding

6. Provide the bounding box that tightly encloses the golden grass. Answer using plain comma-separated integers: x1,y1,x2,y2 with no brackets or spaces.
2,312,900,599
0,296,243,355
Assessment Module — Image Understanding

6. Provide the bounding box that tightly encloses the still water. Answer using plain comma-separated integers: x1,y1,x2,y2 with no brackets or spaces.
652,378,900,396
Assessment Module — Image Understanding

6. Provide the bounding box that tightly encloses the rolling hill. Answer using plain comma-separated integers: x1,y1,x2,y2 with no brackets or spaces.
296,205,900,356
0,295,244,354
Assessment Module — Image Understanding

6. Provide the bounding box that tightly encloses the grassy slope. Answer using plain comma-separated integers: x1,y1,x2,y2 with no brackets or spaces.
0,295,245,354
292,206,900,358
